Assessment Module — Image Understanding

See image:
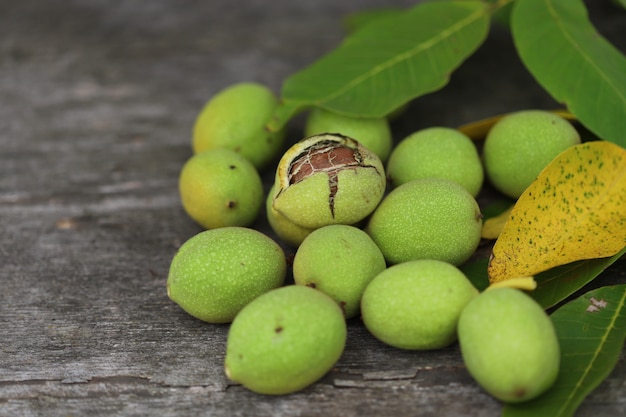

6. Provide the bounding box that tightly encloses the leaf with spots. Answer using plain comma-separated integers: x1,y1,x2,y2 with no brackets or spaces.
488,141,626,283
503,284,626,417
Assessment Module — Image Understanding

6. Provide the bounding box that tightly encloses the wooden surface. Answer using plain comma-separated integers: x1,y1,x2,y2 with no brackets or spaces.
1,1,625,416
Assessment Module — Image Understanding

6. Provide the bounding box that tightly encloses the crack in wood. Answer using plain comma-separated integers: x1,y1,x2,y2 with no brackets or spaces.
363,368,419,380
0,376,153,387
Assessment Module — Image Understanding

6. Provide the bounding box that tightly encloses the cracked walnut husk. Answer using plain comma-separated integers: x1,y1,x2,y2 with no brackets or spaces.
271,133,386,229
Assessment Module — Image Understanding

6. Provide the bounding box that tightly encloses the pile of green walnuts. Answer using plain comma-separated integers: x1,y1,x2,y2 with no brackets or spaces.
167,81,580,401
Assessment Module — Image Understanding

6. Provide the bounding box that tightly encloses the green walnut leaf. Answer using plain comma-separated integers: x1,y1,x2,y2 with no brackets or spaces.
342,8,405,34
503,284,626,417
512,0,626,147
267,0,491,131
532,247,626,309
459,249,625,308
459,257,491,292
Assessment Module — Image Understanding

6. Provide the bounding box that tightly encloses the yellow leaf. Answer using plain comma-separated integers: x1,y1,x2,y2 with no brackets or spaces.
487,277,537,291
488,141,626,283
481,205,514,240
458,109,576,140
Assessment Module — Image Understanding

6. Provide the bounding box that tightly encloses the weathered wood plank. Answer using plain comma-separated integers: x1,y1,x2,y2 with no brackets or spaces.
1,1,625,416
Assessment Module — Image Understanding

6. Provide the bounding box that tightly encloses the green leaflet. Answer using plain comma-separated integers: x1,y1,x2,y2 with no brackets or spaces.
267,1,490,132
459,257,491,292
459,248,625,305
532,247,626,309
512,0,626,146
503,284,626,417
342,8,405,34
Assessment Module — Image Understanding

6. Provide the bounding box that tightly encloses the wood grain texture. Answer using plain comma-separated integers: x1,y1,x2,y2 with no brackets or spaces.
1,1,625,416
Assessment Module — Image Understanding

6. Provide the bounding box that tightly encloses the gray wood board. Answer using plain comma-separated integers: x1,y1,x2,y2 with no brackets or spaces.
1,1,625,416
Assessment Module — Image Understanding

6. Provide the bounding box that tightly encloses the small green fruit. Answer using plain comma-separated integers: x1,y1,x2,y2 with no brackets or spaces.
483,110,580,198
366,178,482,265
293,225,387,318
386,127,484,197
458,287,560,403
192,82,286,170
265,184,314,247
224,285,347,395
272,133,386,229
304,107,393,162
166,227,286,323
361,260,478,350
178,148,263,229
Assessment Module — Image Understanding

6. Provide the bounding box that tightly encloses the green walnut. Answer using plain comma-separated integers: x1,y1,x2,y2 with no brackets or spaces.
178,148,264,229
304,107,393,162
192,82,286,170
166,227,286,323
386,127,484,197
458,288,560,403
483,110,580,198
271,133,386,229
224,285,347,395
361,260,478,350
265,184,315,247
293,224,387,318
366,178,482,265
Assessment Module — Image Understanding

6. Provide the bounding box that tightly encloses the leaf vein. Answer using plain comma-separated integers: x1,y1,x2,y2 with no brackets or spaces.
554,289,626,416
545,0,626,107
317,5,486,107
